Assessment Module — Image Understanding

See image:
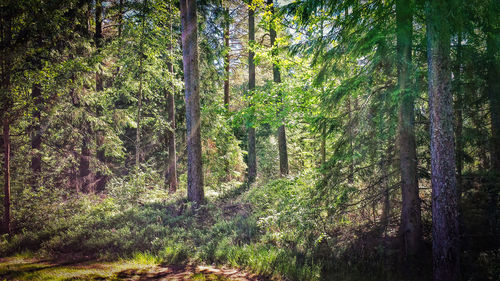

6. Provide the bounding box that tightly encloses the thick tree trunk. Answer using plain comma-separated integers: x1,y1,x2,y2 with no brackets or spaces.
2,119,10,235
397,0,422,257
426,1,460,280
181,0,204,204
223,6,230,109
31,84,42,186
165,4,177,193
247,7,257,183
268,0,289,176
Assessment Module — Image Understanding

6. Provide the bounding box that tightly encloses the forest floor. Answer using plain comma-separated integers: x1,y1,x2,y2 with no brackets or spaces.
0,256,268,280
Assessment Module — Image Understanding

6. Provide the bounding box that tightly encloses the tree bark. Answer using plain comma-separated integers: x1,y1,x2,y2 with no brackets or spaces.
223,6,230,109
165,1,177,193
31,84,42,186
426,1,460,280
95,0,106,191
486,0,499,239
397,0,422,257
2,119,10,235
247,6,257,183
268,0,289,176
454,32,463,196
136,58,143,167
135,0,147,168
80,132,91,193
181,0,204,204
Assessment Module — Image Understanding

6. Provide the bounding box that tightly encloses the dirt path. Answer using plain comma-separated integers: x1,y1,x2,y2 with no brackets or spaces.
0,257,268,280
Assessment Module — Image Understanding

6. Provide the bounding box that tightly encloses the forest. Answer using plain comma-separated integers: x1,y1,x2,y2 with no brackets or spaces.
0,0,499,280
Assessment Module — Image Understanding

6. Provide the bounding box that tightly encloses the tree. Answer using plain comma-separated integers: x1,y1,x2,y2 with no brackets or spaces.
181,0,204,204
247,3,257,183
268,0,289,176
165,0,178,192
223,3,230,109
397,0,422,257
95,0,107,191
426,0,460,279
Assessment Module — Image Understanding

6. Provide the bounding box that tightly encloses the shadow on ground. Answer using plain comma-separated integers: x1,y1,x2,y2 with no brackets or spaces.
0,257,268,280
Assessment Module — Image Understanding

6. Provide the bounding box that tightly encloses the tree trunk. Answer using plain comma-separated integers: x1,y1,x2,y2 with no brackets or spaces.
320,126,326,165
181,0,204,204
426,1,460,280
486,0,500,239
381,141,393,235
165,1,178,193
454,32,463,196
2,119,10,235
95,0,106,191
247,6,257,183
347,97,354,184
397,0,422,257
268,0,289,176
223,6,230,109
135,0,147,168
31,84,42,187
136,58,143,167
80,133,91,193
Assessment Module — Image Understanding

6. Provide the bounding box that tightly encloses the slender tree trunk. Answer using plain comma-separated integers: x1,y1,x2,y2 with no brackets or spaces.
347,97,354,183
426,1,460,280
268,0,289,176
135,0,147,168
95,0,106,191
381,141,393,235
454,32,463,196
397,0,422,257
223,6,230,109
31,84,42,186
2,119,10,235
165,1,177,193
320,126,326,165
486,0,500,239
181,0,204,204
247,6,257,183
1,8,12,235
80,132,91,193
136,58,143,167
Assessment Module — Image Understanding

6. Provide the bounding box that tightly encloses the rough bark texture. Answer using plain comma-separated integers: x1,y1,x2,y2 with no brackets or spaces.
454,32,463,194
347,97,354,184
268,0,289,176
486,0,499,238
247,7,257,183
223,6,230,109
135,0,146,168
165,1,177,193
95,0,106,192
136,58,143,167
31,84,42,184
80,133,91,193
181,0,204,204
426,1,460,280
2,120,10,235
397,0,422,257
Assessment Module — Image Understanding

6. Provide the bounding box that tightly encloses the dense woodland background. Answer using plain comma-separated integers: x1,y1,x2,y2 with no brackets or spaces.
0,0,499,280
